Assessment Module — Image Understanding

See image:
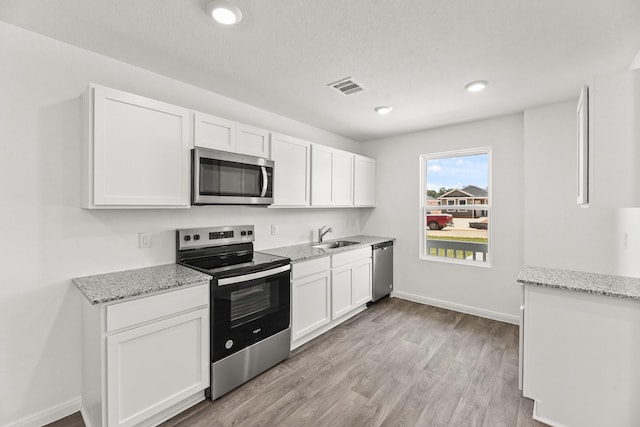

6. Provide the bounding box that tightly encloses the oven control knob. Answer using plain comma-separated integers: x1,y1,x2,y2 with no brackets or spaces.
225,340,233,350
193,234,200,241
183,235,191,241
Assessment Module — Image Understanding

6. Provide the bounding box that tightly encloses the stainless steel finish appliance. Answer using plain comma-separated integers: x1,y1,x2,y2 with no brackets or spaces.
176,225,291,400
192,147,274,205
372,240,394,301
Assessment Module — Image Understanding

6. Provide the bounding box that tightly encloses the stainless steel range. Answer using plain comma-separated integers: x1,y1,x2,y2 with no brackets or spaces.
176,225,291,400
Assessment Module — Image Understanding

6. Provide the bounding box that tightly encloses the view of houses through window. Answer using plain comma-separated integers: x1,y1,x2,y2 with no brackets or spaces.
420,148,491,265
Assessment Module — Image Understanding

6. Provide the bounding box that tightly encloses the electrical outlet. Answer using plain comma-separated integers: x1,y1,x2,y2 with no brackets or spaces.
138,232,151,248
271,224,278,236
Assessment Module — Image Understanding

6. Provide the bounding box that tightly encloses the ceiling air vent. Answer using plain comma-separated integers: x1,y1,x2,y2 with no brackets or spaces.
327,77,366,96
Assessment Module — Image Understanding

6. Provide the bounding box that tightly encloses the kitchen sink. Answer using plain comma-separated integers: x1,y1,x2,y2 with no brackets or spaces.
312,240,360,250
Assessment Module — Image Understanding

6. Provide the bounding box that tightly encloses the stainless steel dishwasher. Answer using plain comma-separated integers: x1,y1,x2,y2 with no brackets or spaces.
371,240,393,301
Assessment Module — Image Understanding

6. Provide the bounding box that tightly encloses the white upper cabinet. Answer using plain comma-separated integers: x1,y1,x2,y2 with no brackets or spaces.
194,112,270,158
83,85,191,208
332,150,354,205
270,133,312,206
236,124,270,158
193,112,235,152
354,155,376,206
310,145,333,205
311,144,354,206
580,68,640,208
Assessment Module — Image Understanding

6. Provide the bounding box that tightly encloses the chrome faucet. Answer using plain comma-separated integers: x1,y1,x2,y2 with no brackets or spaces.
318,225,333,242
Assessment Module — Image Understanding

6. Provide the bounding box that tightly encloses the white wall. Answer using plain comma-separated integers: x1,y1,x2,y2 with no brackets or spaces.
0,22,362,426
523,100,640,277
361,114,524,322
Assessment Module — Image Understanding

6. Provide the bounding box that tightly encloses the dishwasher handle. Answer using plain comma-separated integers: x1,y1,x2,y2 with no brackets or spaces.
372,240,393,250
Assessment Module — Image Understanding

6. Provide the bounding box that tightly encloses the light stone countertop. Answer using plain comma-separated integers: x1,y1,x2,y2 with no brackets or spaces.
73,264,212,305
261,235,395,263
517,265,640,301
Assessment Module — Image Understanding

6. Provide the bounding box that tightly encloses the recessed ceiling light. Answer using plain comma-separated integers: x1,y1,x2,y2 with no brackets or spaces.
465,80,488,92
375,106,393,115
207,0,243,25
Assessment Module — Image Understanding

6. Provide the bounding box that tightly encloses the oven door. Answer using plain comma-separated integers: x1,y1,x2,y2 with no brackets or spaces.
212,264,290,362
193,148,273,205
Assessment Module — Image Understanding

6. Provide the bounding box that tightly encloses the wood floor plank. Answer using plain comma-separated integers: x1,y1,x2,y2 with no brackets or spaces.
349,377,407,427
379,370,446,427
44,413,85,427
56,297,548,427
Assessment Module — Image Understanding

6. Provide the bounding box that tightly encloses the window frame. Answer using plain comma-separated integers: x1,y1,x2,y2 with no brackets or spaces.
419,147,492,267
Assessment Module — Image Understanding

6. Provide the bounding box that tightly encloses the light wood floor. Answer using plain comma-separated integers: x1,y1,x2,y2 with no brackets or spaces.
49,297,547,427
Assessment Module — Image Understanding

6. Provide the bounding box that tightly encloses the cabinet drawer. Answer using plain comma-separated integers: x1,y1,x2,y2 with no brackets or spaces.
331,247,372,268
106,284,208,332
292,256,330,279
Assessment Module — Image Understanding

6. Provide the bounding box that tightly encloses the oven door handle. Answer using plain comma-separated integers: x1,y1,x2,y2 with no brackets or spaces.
260,166,268,198
217,264,290,286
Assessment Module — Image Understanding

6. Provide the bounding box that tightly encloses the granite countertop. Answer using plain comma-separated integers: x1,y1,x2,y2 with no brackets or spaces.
261,235,395,263
517,265,640,301
73,264,212,305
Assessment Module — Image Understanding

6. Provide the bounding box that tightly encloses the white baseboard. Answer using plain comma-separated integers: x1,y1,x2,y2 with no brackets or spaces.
5,397,81,427
291,305,367,350
532,400,567,427
392,291,520,325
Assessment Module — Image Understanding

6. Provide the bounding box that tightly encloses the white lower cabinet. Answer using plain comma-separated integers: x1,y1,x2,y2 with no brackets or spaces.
292,268,331,342
522,284,640,427
351,258,373,306
291,247,372,349
331,266,353,318
82,284,209,427
331,248,372,318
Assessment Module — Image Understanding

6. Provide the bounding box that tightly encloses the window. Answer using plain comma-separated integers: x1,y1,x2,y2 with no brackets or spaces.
420,148,491,266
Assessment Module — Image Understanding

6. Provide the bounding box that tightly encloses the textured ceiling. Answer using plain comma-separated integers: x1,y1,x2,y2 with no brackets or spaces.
1,0,639,141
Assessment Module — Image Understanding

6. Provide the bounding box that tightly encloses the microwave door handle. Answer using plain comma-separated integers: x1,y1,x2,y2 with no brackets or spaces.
260,166,268,197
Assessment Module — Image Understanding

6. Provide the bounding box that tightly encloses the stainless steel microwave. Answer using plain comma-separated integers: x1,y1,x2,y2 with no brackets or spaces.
192,147,274,205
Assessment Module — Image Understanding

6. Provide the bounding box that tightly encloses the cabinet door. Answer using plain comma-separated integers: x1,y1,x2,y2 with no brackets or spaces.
106,309,209,427
90,85,190,207
292,271,331,341
523,285,640,427
351,258,372,306
236,124,270,158
270,134,311,206
589,69,640,207
193,112,236,152
354,155,376,206
332,150,354,205
331,266,353,319
311,144,334,205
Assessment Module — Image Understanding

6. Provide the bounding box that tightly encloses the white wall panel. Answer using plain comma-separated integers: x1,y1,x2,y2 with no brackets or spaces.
0,21,360,426
522,101,640,276
361,114,524,320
